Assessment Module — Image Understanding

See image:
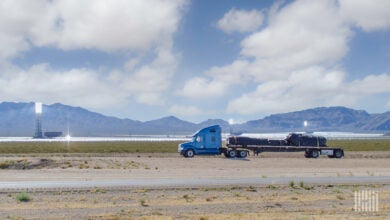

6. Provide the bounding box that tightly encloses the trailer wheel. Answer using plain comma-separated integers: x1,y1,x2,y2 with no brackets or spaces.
184,149,195,158
224,151,230,158
304,150,311,158
311,149,319,158
334,149,343,158
228,150,237,158
238,150,248,158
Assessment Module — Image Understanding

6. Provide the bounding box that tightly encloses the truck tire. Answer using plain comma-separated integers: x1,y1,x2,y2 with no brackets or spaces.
238,150,248,158
184,149,195,158
228,150,237,158
311,149,319,158
224,151,230,158
334,149,343,158
304,150,311,158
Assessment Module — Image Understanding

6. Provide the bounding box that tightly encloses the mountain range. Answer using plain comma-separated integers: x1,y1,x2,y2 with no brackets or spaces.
0,102,389,136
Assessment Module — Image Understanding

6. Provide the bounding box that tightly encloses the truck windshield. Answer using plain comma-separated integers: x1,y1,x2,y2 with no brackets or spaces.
192,136,201,142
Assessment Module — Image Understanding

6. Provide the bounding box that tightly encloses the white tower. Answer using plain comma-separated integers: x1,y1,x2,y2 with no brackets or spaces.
34,102,43,138
303,120,308,133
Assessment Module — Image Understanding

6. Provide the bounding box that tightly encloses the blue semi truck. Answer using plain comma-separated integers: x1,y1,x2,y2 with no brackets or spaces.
178,125,344,159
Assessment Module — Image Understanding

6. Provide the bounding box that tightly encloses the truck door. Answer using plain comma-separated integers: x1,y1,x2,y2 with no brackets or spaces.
204,128,220,153
194,135,207,154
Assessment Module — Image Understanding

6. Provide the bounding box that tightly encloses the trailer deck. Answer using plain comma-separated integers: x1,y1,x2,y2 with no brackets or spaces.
225,144,344,158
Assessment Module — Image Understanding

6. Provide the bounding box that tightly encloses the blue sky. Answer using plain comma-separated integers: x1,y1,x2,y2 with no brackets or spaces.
0,0,389,123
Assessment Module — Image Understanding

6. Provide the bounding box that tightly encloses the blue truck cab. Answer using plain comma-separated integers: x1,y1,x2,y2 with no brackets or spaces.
178,125,222,157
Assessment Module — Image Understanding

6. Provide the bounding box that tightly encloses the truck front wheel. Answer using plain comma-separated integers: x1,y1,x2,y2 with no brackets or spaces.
184,149,195,158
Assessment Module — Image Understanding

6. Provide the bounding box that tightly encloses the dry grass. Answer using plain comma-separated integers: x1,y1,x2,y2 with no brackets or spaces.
0,139,388,155
0,141,180,154
328,139,390,151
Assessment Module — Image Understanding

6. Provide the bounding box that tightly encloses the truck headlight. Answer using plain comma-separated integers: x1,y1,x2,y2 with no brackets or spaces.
177,144,183,152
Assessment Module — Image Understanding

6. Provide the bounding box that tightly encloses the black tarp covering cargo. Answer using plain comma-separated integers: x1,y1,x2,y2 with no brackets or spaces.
268,139,288,146
286,133,327,147
228,136,269,146
228,136,288,146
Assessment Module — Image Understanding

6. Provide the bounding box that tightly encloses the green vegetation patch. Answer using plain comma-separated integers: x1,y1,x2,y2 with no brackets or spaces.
16,192,31,202
0,141,180,154
327,139,390,151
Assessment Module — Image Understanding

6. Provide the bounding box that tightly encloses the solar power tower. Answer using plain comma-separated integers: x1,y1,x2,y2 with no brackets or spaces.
34,102,43,138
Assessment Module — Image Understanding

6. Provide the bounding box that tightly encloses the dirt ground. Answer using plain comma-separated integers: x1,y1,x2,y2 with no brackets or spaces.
1,184,389,219
1,152,390,181
0,152,389,219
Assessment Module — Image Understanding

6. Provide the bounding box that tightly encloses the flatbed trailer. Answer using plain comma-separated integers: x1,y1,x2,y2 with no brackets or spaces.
178,125,345,159
223,144,344,158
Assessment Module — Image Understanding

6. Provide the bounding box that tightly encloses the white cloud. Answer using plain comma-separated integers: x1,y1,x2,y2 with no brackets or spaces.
122,47,179,105
0,0,187,59
0,47,180,108
0,64,124,109
31,0,187,52
227,66,350,114
0,0,46,62
178,60,250,99
207,60,250,84
179,77,227,98
186,0,352,99
208,0,390,116
217,8,264,33
169,105,204,116
227,67,390,115
348,74,390,94
339,0,390,31
0,0,187,107
241,0,351,76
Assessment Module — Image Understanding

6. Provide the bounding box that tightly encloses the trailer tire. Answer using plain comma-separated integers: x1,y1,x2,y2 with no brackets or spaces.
228,150,237,158
334,149,343,158
238,150,248,158
311,149,319,158
224,151,230,158
304,151,311,158
184,149,195,158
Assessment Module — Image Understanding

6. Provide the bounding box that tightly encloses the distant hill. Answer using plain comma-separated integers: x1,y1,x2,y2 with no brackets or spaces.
238,106,374,132
0,102,389,136
0,102,225,136
0,102,143,136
